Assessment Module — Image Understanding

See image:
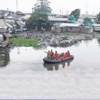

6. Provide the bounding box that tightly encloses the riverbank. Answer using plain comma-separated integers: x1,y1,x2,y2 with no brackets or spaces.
9,38,38,46
10,31,95,47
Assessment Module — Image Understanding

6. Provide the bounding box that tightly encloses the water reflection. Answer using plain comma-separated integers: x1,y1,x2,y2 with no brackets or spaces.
33,45,47,50
43,59,74,71
0,48,10,67
97,38,100,45
94,33,100,45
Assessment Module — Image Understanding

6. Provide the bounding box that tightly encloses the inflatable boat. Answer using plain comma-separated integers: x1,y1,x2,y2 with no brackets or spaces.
43,55,74,63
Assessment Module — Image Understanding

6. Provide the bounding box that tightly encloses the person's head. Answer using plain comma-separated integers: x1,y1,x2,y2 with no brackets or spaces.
51,49,52,52
55,51,57,53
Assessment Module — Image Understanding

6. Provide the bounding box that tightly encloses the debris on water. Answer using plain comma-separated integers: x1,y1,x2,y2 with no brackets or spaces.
11,32,94,48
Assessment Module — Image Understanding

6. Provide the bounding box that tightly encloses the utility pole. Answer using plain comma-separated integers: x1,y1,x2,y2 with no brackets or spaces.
67,10,69,16
60,10,61,15
86,4,88,15
16,0,18,12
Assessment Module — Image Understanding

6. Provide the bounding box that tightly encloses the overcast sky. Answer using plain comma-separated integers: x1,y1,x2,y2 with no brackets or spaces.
0,0,99,15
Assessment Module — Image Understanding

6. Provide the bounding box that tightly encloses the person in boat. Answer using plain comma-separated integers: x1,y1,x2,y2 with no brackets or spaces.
54,51,59,60
61,52,66,60
65,51,70,58
44,50,51,59
66,51,70,57
50,49,54,59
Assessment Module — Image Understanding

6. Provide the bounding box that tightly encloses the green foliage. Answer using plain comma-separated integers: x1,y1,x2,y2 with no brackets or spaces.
26,12,49,29
97,12,100,22
69,15,75,20
83,17,93,26
70,9,80,20
9,38,38,46
33,0,52,13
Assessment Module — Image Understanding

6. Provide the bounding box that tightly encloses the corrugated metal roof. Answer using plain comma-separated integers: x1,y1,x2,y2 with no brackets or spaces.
93,24,100,27
5,22,13,28
16,21,25,27
60,23,81,27
48,17,68,21
0,19,7,28
0,28,7,33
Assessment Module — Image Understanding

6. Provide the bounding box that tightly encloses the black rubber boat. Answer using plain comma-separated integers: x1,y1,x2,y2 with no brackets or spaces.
43,58,74,68
43,55,74,63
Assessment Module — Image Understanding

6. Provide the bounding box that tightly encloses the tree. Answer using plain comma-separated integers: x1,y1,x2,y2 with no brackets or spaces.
32,0,52,13
70,9,80,20
97,12,100,23
83,17,93,26
26,12,49,30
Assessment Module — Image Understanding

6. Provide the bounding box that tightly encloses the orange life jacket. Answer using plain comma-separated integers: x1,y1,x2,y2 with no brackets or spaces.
67,52,70,56
55,53,59,60
61,53,65,60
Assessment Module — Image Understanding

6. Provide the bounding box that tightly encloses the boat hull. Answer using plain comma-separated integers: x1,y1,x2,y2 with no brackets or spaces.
43,55,74,63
